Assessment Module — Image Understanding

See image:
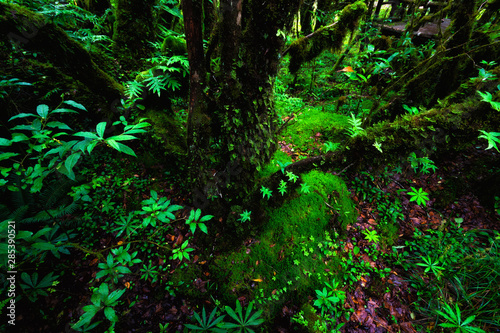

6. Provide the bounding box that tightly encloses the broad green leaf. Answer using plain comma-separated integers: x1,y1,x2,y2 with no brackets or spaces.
104,307,118,322
11,133,29,142
106,140,137,157
36,104,49,118
96,122,106,138
51,108,79,114
74,131,100,139
106,288,126,305
106,134,137,141
65,153,81,180
0,152,19,161
199,223,208,234
32,242,57,251
11,124,35,131
46,121,72,130
0,138,12,146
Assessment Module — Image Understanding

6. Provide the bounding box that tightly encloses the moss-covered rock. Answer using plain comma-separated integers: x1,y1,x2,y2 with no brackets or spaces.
211,170,356,320
161,35,187,55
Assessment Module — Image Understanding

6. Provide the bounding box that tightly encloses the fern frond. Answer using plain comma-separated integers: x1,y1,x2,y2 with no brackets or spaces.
144,74,168,97
39,178,76,209
0,298,12,316
21,202,80,224
346,113,365,138
125,81,145,99
8,205,30,221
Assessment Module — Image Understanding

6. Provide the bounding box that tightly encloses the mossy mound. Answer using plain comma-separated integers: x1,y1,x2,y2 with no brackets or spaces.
257,150,293,180
211,170,356,320
161,35,187,55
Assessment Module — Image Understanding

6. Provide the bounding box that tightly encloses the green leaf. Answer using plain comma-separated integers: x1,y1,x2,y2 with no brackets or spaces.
106,140,137,157
37,104,49,118
96,122,106,138
74,131,100,140
199,214,213,222
104,307,117,322
65,153,81,180
0,138,12,146
0,152,19,161
106,288,126,305
106,134,138,141
9,113,37,121
46,121,72,130
199,223,208,234
50,108,79,114
32,242,57,251
11,133,29,142
63,100,87,111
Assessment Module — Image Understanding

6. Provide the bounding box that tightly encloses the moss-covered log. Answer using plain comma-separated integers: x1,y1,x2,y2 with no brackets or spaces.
0,3,123,102
278,90,500,183
287,1,367,74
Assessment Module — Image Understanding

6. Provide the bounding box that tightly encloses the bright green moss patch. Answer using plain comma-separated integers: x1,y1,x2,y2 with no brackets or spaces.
257,150,293,179
281,105,350,152
212,171,356,319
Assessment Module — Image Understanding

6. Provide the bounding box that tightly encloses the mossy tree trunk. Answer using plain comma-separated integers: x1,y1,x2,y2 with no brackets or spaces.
112,0,156,67
0,3,123,103
183,0,303,205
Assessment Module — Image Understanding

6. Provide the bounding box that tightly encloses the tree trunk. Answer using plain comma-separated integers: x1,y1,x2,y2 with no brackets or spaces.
183,0,304,205
112,0,156,67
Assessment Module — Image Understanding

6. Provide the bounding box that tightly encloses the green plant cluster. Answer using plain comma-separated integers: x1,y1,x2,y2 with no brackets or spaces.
351,171,402,248
390,223,500,331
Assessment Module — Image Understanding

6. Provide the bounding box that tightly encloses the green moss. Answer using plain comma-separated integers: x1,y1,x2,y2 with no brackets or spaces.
212,171,356,318
161,35,187,55
282,105,350,153
288,1,367,73
257,150,293,179
143,109,187,155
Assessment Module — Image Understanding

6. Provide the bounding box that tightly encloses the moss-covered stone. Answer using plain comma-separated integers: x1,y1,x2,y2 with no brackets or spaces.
211,170,356,319
161,35,187,55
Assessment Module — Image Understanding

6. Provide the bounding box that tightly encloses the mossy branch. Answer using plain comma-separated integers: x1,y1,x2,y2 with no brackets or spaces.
286,1,367,74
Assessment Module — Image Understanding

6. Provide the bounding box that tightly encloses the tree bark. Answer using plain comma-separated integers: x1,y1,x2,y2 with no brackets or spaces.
183,0,304,205
112,0,156,66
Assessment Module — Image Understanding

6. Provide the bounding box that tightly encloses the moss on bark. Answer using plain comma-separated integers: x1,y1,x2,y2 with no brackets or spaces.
0,3,123,103
112,0,156,67
287,1,368,73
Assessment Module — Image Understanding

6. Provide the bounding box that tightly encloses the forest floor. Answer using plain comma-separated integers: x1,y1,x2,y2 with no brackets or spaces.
17,95,499,333
9,50,499,333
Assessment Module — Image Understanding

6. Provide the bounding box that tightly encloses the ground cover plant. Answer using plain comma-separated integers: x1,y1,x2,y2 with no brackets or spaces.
0,0,499,332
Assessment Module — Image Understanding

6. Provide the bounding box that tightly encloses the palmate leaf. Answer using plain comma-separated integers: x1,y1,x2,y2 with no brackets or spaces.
185,307,226,332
